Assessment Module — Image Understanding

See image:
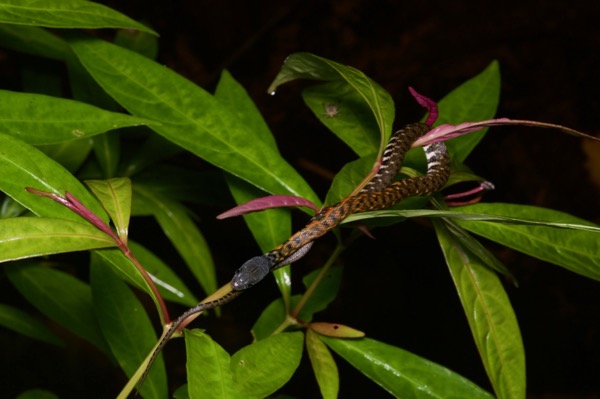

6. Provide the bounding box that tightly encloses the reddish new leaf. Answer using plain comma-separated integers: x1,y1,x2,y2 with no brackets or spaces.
216,195,319,219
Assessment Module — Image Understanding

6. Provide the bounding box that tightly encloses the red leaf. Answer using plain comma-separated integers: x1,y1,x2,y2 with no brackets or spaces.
217,195,319,219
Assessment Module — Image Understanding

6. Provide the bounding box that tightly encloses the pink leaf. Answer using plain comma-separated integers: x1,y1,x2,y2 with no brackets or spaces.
409,87,438,126
217,195,320,219
412,118,600,148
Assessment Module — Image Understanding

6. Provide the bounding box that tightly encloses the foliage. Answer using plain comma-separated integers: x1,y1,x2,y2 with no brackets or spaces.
0,1,598,398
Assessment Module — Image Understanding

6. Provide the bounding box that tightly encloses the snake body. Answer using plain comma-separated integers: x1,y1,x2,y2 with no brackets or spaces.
231,122,449,289
139,123,449,388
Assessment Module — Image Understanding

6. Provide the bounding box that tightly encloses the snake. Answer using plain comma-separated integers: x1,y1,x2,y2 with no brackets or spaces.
138,122,450,388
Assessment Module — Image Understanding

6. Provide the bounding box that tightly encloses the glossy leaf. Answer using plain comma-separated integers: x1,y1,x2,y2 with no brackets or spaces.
225,175,293,308
37,139,94,172
455,203,600,281
5,261,111,354
121,136,184,177
0,0,156,34
93,241,199,310
0,24,68,60
0,133,108,222
0,303,64,346
435,60,500,163
0,196,27,218
441,218,516,283
127,241,198,306
230,331,304,398
309,322,364,338
68,36,319,205
86,178,132,244
92,131,120,178
322,336,494,398
90,257,167,399
0,90,153,145
214,69,278,149
298,265,343,319
251,296,294,341
0,217,115,262
434,220,525,399
306,329,339,399
185,329,242,399
133,185,217,296
303,81,381,157
343,207,600,233
269,52,394,155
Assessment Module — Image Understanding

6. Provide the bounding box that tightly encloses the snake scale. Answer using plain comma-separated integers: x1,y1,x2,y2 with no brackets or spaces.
139,122,450,387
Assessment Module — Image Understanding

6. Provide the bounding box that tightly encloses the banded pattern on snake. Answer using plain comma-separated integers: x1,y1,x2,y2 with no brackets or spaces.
139,122,450,387
231,122,449,289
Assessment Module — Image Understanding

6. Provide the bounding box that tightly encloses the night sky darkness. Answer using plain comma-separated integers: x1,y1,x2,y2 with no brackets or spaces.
1,1,599,398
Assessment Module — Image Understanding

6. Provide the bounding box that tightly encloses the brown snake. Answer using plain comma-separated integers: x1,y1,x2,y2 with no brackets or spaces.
138,122,450,387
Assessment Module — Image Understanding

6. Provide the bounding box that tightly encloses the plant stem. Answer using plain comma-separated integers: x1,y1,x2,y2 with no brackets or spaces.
290,242,344,319
119,243,170,325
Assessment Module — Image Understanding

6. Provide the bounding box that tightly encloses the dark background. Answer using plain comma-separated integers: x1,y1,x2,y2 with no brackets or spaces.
2,1,600,398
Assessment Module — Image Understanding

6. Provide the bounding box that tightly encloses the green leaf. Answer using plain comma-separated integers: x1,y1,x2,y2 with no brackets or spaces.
251,296,293,341
0,90,154,145
309,322,364,338
0,196,27,218
36,139,94,172
0,133,108,222
92,131,120,178
343,207,600,232
455,203,600,281
0,24,68,60
435,61,501,163
133,185,217,296
90,256,167,399
298,265,343,319
68,36,319,205
172,384,190,399
127,241,198,306
434,220,525,399
322,336,494,399
214,70,279,150
120,136,184,177
15,389,59,399
0,217,115,262
185,329,242,399
93,240,198,309
5,261,111,353
225,174,293,306
269,52,394,156
0,303,64,346
303,81,380,157
306,329,339,399
86,178,132,243
231,331,304,399
0,0,156,34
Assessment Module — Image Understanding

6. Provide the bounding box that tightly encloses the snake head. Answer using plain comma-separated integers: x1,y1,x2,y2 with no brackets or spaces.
231,255,273,291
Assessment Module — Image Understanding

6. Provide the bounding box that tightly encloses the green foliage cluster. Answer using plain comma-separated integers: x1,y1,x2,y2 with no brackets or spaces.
0,1,598,398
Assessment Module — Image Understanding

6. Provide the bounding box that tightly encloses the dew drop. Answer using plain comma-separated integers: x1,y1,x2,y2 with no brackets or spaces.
269,90,277,96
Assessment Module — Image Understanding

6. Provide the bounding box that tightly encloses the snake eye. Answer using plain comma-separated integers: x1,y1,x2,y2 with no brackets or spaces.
231,256,272,291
